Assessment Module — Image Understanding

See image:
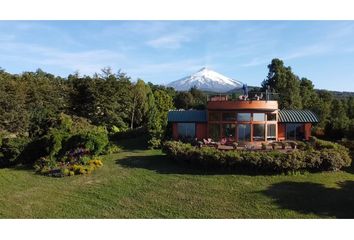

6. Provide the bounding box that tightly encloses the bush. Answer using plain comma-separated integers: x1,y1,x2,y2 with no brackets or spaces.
162,141,352,172
102,143,122,154
148,137,161,149
0,137,30,167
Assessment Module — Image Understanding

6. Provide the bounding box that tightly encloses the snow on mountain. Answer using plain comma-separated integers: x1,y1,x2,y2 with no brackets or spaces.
167,67,243,92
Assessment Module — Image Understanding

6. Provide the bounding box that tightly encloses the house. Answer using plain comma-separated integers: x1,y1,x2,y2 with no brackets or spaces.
167,94,319,142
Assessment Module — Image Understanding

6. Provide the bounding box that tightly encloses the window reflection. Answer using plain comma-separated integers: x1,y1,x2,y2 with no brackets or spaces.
237,124,251,142
237,113,251,121
253,124,265,141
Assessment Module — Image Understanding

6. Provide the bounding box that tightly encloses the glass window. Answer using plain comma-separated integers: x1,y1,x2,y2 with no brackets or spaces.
208,123,220,140
209,111,220,121
222,112,237,121
253,124,265,141
286,124,304,140
253,113,265,121
267,113,277,121
267,124,276,140
237,124,251,142
177,123,195,138
237,113,251,122
222,123,236,139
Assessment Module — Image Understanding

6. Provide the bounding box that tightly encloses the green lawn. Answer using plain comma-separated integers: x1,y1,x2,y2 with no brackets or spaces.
1,137,354,218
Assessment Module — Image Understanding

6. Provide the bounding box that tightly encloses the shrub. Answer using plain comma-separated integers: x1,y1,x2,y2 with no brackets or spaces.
148,137,161,149
162,141,352,173
103,144,122,154
61,127,109,157
0,137,30,167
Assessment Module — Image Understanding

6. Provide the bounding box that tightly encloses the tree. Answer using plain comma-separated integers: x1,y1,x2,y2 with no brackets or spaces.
0,71,28,133
300,78,319,111
189,86,207,109
262,58,302,109
129,79,150,129
325,99,350,139
174,92,194,109
315,90,333,129
147,89,174,148
346,96,354,119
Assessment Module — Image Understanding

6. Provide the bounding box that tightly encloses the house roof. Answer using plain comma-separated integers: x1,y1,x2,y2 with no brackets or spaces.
168,110,207,122
278,109,319,123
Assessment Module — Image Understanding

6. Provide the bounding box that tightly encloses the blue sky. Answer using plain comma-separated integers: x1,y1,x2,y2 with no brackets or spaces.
0,21,354,91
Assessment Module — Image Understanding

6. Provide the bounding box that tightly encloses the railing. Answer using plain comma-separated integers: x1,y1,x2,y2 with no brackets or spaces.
207,91,279,102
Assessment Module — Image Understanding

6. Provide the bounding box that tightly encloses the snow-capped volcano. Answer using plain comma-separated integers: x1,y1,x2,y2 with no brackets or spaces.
167,67,243,92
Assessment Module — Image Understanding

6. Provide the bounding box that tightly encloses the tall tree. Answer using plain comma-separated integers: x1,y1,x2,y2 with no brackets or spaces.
129,79,150,129
299,77,319,111
325,99,350,139
262,58,302,109
173,92,194,109
0,71,28,133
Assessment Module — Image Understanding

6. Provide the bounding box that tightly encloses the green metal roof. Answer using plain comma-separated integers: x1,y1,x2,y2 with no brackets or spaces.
168,110,207,122
278,109,319,123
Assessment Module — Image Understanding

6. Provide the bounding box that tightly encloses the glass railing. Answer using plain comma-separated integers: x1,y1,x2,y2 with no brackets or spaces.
207,92,279,101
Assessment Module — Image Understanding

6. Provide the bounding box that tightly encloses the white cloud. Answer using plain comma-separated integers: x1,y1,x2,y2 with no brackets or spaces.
146,34,191,49
0,41,126,75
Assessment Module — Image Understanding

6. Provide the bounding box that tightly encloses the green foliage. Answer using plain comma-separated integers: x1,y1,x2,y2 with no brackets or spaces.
189,86,207,109
69,127,109,156
0,137,30,167
174,92,194,109
261,59,302,109
68,70,132,130
148,137,162,149
103,144,122,154
162,140,351,172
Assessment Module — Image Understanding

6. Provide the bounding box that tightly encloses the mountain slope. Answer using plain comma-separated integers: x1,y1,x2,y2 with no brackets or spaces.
167,67,243,92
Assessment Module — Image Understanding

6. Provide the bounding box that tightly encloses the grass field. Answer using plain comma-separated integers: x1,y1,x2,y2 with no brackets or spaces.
1,137,354,218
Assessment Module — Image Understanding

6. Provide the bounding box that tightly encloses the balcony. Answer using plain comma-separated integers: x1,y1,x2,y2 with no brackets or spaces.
207,92,278,111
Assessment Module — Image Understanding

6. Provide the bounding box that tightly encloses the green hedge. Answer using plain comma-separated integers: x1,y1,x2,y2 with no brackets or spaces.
162,140,352,172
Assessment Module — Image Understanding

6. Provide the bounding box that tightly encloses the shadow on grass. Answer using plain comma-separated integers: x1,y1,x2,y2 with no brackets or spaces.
113,136,149,151
262,181,354,218
116,154,276,176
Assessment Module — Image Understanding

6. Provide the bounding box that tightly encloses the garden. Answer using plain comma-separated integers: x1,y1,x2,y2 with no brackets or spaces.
0,113,118,177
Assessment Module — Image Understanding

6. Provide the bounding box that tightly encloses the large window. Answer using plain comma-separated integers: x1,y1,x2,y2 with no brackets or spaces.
267,124,276,141
237,113,251,122
222,112,237,121
253,113,265,121
177,123,195,138
253,124,265,141
208,123,220,140
286,124,304,140
209,112,221,121
222,123,236,139
237,124,251,142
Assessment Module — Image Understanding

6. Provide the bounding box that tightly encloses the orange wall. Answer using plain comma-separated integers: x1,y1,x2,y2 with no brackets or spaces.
304,123,312,140
278,123,286,141
207,100,278,111
196,123,207,140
